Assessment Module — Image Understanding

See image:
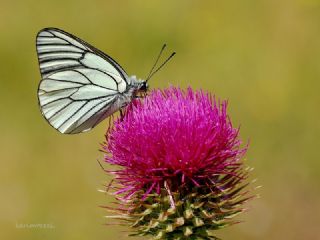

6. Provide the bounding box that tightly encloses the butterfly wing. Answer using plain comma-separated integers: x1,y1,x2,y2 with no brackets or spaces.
36,28,128,134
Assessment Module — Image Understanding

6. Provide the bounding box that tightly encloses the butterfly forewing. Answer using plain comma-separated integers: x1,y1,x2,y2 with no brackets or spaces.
36,28,128,134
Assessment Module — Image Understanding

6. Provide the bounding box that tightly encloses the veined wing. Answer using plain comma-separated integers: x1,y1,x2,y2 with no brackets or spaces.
36,28,129,80
36,28,128,134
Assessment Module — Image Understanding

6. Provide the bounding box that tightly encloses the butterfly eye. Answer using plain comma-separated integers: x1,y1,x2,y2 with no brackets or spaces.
140,82,148,91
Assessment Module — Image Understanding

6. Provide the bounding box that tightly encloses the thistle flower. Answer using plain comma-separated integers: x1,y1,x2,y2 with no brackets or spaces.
102,86,253,239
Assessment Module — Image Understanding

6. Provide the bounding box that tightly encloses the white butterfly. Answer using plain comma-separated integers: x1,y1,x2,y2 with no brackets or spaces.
36,28,175,134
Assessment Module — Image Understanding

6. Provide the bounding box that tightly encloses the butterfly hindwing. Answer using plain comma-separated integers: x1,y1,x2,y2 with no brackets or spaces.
36,28,128,134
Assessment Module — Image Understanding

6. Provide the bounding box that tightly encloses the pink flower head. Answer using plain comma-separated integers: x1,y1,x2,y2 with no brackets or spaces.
103,86,247,199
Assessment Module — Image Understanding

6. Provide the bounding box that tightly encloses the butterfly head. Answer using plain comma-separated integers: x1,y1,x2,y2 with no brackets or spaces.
129,75,149,95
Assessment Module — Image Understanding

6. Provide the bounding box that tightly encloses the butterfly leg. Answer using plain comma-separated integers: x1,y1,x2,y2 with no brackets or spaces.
134,93,148,99
119,109,124,120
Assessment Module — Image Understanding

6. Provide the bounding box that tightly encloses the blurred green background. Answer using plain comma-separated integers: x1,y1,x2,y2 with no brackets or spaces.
1,0,320,239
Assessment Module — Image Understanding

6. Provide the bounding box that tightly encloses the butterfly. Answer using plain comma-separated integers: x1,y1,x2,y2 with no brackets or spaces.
36,28,175,134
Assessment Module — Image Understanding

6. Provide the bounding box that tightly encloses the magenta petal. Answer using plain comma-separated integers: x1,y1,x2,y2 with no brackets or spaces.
103,86,247,198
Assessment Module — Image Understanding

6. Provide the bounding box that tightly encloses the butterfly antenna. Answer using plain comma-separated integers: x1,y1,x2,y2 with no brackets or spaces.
146,44,167,80
146,52,176,82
